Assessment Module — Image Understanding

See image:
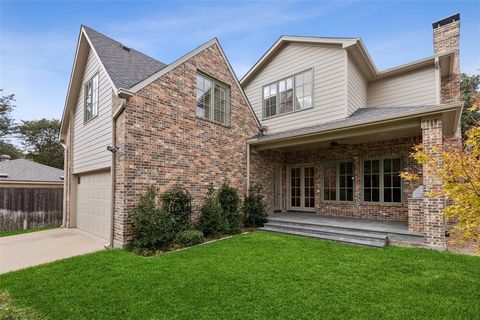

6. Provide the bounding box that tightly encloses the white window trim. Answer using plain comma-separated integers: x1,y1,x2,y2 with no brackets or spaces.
321,160,355,203
84,72,99,124
262,68,314,120
361,157,403,205
196,72,231,126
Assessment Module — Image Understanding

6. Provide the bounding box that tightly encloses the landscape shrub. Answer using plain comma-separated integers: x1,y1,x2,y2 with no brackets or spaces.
129,186,164,249
243,184,268,228
198,186,228,238
175,230,204,247
129,185,193,250
160,185,192,233
218,183,241,234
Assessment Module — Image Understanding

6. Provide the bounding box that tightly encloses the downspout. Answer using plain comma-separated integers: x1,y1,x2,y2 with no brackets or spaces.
60,142,67,228
107,117,116,249
246,143,250,191
107,97,127,249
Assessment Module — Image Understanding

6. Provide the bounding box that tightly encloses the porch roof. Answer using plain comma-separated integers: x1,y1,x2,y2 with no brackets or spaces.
248,102,462,149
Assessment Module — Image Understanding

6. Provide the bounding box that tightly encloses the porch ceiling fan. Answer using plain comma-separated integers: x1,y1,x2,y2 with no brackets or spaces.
328,140,349,149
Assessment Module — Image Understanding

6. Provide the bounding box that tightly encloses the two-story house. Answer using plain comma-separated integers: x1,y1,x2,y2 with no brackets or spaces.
61,14,462,250
243,14,462,249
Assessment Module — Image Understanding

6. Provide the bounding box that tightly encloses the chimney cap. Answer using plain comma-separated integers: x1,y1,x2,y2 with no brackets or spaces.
432,13,460,29
0,155,11,162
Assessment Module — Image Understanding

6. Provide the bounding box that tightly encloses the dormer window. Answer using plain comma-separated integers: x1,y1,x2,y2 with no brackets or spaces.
84,73,99,123
262,69,313,119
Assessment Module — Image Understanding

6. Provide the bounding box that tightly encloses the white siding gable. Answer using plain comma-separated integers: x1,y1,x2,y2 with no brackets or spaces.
243,42,346,134
72,48,113,173
367,66,436,107
347,57,367,116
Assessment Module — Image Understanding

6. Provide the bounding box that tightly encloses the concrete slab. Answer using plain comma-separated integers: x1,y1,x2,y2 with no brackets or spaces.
0,228,106,274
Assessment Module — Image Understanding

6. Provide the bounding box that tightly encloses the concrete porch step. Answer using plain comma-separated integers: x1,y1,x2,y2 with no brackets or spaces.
264,221,388,242
259,226,387,248
267,216,424,244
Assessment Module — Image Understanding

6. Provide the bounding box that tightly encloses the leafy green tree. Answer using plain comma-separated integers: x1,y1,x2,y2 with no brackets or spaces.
0,90,16,137
460,73,480,138
0,140,23,159
17,118,64,169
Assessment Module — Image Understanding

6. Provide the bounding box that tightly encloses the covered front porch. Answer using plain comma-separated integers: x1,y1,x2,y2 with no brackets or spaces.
248,104,463,249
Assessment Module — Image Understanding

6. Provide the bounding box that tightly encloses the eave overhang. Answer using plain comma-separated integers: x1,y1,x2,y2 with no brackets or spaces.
247,102,462,150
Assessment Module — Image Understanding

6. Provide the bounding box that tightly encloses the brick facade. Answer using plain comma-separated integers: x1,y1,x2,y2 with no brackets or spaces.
421,118,446,249
433,19,460,104
112,43,259,245
250,137,423,221
407,198,423,233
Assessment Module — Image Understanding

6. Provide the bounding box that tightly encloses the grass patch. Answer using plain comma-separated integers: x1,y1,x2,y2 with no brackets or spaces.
0,226,57,238
1,232,479,319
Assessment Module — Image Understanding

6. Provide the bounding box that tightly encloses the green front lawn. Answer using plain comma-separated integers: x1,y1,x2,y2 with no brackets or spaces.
0,226,57,238
1,232,479,319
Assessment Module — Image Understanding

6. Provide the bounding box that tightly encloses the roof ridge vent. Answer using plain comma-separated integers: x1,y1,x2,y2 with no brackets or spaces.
121,44,131,52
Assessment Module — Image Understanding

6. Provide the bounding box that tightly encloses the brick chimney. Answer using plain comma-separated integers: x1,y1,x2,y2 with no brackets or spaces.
432,13,460,103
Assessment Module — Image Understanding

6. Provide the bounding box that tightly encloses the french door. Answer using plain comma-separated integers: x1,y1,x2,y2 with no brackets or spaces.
273,166,282,212
288,165,315,212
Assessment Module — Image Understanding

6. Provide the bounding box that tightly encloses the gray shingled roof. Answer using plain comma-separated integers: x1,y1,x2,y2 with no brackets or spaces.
0,159,64,183
252,105,447,142
83,26,167,89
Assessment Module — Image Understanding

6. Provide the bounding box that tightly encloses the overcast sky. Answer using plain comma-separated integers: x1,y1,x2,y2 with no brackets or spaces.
1,0,479,128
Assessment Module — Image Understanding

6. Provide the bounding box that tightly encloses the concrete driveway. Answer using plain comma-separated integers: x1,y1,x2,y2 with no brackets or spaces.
0,228,106,274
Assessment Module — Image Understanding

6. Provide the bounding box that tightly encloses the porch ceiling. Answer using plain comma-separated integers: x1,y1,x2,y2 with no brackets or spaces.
249,103,462,151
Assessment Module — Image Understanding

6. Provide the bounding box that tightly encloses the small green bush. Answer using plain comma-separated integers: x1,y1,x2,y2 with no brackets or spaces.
160,185,192,233
218,183,241,234
243,184,268,228
129,186,188,250
175,230,204,247
198,186,228,238
0,290,44,320
129,186,164,249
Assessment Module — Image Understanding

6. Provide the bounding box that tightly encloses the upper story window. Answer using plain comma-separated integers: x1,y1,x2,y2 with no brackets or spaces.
362,157,402,203
262,69,313,119
196,73,231,126
84,73,99,123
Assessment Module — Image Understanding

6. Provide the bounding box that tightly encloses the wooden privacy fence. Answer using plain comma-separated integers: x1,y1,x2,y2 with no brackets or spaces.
0,187,63,231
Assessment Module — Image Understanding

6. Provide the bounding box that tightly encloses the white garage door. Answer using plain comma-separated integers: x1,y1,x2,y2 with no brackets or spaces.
76,170,111,239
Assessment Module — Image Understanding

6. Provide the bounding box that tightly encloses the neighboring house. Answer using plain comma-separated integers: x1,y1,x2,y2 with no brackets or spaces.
0,156,64,231
61,14,462,250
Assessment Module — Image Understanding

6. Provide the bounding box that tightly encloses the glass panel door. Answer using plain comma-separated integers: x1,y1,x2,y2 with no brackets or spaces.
290,167,301,209
273,166,282,211
289,166,315,211
304,167,315,208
